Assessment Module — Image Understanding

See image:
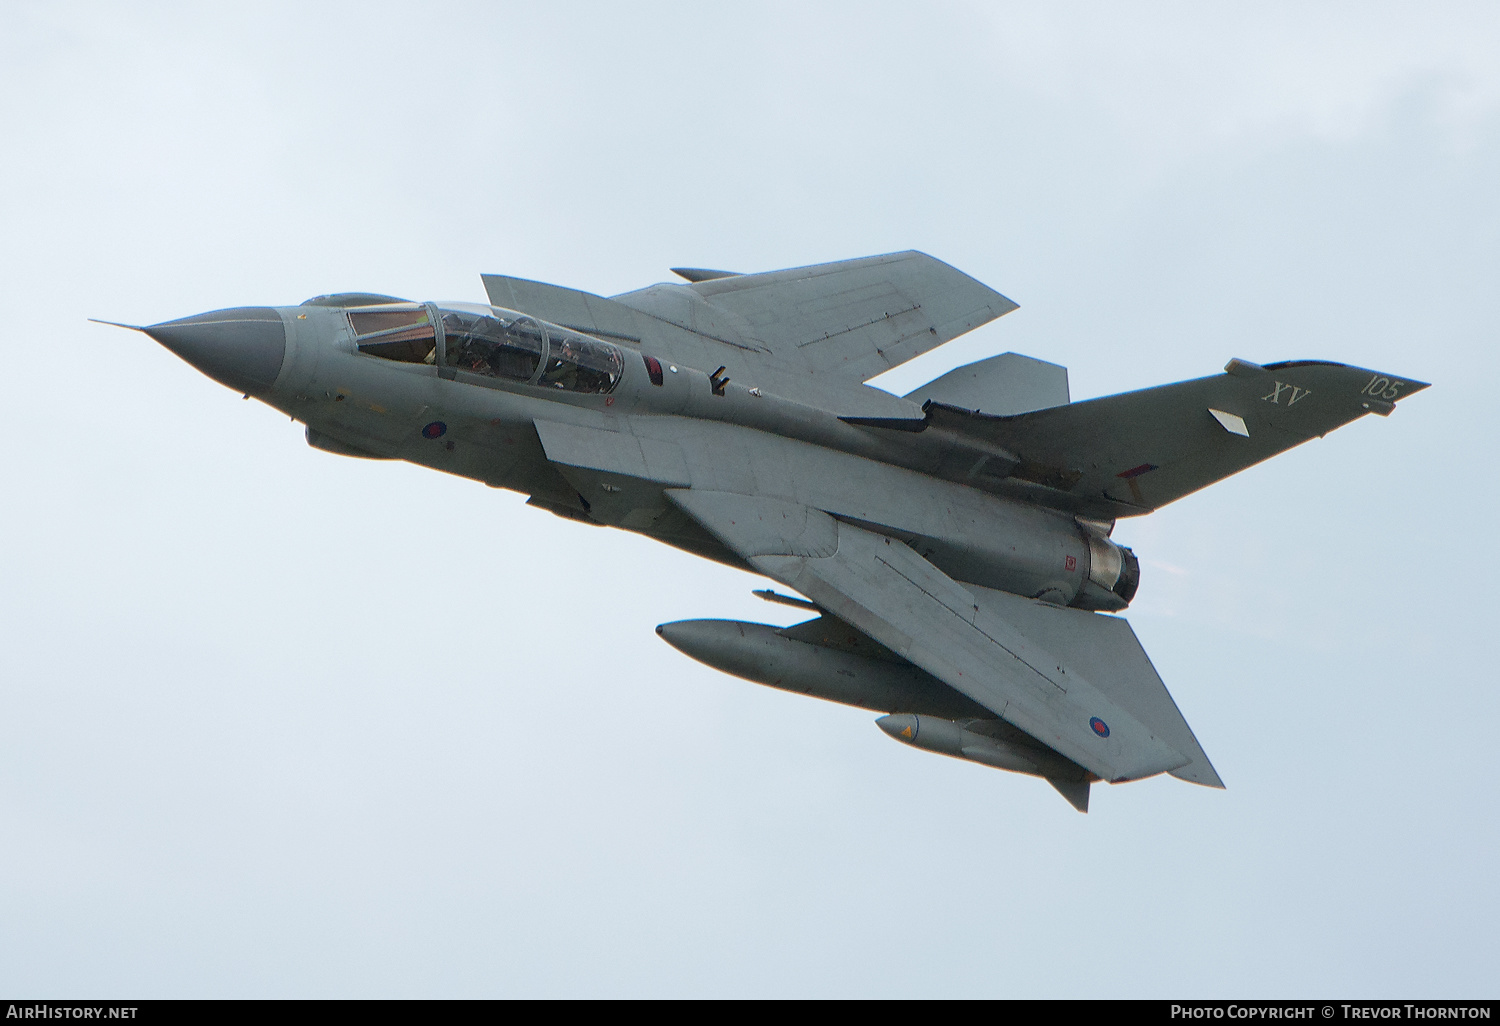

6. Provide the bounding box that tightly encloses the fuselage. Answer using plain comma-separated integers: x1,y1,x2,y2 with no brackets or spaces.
154,298,1141,613
123,255,1426,811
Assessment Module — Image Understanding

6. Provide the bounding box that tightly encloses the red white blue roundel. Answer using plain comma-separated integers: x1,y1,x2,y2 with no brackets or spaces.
1089,716,1110,738
422,421,447,439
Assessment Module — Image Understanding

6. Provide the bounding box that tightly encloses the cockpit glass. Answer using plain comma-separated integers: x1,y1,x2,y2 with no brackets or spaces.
443,309,544,382
349,308,427,336
349,307,436,364
350,304,624,393
539,328,625,394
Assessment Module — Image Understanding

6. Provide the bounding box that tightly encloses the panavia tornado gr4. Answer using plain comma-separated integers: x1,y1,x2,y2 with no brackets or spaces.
104,252,1428,811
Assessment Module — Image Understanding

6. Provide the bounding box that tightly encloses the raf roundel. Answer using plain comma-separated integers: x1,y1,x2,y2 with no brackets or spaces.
421,421,447,439
1089,716,1111,738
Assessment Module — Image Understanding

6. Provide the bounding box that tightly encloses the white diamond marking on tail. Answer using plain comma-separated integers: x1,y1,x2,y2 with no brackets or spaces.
1208,408,1250,437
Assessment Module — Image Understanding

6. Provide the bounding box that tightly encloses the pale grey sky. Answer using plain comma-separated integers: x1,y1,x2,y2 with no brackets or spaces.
1,2,1495,997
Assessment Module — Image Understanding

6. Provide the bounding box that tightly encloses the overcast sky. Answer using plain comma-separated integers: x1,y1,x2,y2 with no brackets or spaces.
1,2,1496,998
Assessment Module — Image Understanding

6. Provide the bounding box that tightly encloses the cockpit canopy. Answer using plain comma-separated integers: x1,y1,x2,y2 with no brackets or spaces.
345,303,624,394
348,306,439,364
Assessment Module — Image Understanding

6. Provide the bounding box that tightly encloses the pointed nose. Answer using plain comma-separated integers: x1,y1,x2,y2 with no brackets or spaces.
145,307,287,394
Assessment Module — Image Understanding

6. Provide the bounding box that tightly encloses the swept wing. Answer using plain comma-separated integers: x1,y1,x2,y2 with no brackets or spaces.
666,490,1194,783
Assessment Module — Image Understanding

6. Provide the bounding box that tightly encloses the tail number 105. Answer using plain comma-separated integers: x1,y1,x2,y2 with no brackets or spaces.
1363,375,1406,400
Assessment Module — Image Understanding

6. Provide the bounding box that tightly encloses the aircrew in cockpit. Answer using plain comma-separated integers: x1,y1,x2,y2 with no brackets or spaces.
540,330,623,393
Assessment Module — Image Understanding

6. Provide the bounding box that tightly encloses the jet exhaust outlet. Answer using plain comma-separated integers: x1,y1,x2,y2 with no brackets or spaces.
1071,529,1142,612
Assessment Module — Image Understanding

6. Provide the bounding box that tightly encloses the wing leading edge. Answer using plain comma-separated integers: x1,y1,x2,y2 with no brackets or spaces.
666,490,1196,784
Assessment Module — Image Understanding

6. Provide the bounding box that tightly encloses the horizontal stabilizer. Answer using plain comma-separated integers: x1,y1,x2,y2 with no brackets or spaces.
905,352,1069,416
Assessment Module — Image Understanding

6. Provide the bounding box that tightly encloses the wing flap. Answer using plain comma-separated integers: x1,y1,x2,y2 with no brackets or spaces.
667,490,1191,782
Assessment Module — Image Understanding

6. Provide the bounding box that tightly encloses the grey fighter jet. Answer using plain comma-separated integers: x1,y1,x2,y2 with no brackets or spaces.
105,252,1427,811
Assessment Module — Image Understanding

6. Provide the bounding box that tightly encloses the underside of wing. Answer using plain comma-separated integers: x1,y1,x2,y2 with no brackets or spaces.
614,251,1017,383
917,358,1430,518
665,490,1194,784
967,586,1221,788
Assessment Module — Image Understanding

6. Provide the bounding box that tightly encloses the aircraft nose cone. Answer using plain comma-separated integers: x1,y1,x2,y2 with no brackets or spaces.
145,307,287,394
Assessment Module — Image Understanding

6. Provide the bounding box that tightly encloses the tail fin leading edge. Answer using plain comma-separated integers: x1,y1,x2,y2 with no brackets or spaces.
925,358,1428,517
